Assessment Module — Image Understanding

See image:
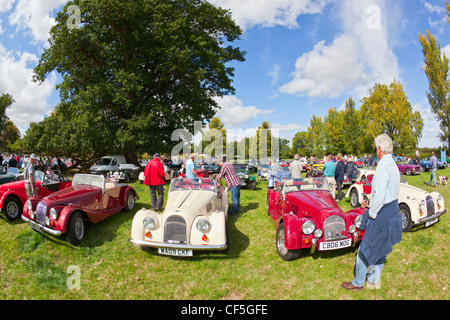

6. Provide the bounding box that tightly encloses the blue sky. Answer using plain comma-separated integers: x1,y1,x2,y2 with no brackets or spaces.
0,0,449,149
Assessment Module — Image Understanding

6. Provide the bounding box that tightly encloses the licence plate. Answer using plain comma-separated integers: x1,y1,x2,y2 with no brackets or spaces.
158,248,193,257
319,239,351,251
29,222,44,234
425,218,439,227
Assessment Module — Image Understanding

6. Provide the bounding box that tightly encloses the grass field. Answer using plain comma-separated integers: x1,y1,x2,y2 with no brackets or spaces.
0,168,449,300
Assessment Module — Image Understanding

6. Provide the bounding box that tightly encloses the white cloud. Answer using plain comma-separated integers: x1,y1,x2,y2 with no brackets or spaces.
0,0,15,12
279,0,400,99
412,103,442,148
208,0,329,30
214,96,274,127
8,0,68,43
0,44,57,133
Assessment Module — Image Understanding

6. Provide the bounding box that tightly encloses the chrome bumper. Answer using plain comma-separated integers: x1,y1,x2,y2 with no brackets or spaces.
129,238,227,251
21,215,62,236
414,209,447,226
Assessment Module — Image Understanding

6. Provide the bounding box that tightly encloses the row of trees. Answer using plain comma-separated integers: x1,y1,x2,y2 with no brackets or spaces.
3,0,450,164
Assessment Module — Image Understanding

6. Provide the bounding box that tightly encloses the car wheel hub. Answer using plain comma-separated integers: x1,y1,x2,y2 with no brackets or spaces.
6,202,19,218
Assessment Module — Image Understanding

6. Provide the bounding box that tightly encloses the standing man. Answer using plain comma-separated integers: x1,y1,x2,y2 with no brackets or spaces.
323,154,337,199
289,154,303,179
143,154,166,211
334,153,346,201
24,154,39,198
341,134,402,291
216,157,241,215
428,151,438,188
185,155,199,179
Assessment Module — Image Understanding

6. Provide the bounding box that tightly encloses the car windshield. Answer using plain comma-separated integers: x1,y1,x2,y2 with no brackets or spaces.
73,174,105,189
281,178,330,193
169,178,217,193
119,164,135,170
96,158,112,166
6,167,20,175
35,171,45,183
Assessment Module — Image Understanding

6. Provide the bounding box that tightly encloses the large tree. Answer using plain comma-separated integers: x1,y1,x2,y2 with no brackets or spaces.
0,93,14,133
419,29,450,148
33,0,245,163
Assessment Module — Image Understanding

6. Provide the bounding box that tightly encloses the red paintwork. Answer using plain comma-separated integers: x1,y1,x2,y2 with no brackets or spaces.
268,185,364,251
22,180,138,234
0,172,72,213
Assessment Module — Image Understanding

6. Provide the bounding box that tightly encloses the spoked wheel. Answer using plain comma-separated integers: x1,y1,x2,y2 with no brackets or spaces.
276,222,301,261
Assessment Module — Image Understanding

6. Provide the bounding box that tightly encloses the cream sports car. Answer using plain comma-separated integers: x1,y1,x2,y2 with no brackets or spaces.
346,174,446,232
129,177,229,256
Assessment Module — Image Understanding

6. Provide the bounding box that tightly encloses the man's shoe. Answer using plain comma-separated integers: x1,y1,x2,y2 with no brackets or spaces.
341,282,364,291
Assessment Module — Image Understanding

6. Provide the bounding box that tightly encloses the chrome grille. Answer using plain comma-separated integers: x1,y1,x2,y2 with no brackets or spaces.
426,196,435,218
323,215,346,241
164,216,187,244
36,201,47,226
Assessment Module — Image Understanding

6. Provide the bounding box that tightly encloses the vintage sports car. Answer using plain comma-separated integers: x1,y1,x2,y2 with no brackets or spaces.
0,167,23,185
233,163,256,190
129,178,229,256
202,162,220,174
345,174,446,232
110,163,141,183
397,161,422,176
267,178,364,261
268,166,291,188
0,170,72,221
22,174,138,246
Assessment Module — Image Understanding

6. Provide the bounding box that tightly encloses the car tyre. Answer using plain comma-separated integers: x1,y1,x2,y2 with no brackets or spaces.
349,188,360,208
249,181,256,190
123,191,135,212
124,173,130,183
399,204,413,232
3,196,22,221
276,222,301,261
67,211,85,246
405,168,412,176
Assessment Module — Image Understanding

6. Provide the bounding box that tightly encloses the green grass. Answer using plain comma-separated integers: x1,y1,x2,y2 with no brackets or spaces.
0,169,449,300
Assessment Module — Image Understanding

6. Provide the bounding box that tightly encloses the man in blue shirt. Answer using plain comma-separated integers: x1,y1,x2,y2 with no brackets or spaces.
323,154,336,199
342,134,402,291
185,155,199,179
428,152,438,187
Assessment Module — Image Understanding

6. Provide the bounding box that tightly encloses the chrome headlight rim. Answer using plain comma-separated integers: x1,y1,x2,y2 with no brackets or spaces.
349,224,356,234
196,219,211,233
314,229,323,239
301,220,315,235
50,208,58,220
26,200,32,211
143,217,156,230
419,200,425,212
354,215,363,228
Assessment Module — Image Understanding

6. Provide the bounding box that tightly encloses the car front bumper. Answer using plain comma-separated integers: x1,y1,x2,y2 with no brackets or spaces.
129,238,227,251
21,215,62,237
414,209,447,227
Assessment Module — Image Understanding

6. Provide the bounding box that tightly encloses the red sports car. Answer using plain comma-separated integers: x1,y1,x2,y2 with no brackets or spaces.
22,174,138,246
0,170,72,221
267,178,364,261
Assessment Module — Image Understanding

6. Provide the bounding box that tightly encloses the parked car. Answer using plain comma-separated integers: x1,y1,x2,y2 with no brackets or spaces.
233,163,256,190
345,174,446,232
268,165,291,188
0,167,23,185
110,163,141,182
267,178,364,261
397,161,422,176
410,159,431,172
202,162,220,174
22,174,138,246
129,177,229,256
0,170,71,221
89,155,127,177
259,164,274,180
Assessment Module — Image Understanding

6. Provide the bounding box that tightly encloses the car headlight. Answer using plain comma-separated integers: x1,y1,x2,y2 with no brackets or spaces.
50,208,58,220
196,219,211,233
143,217,156,230
314,229,323,238
354,215,363,228
26,200,32,211
437,195,443,210
419,200,425,215
349,225,356,234
301,221,315,235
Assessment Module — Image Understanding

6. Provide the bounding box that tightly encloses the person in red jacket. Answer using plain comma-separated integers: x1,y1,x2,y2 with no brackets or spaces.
143,153,166,211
